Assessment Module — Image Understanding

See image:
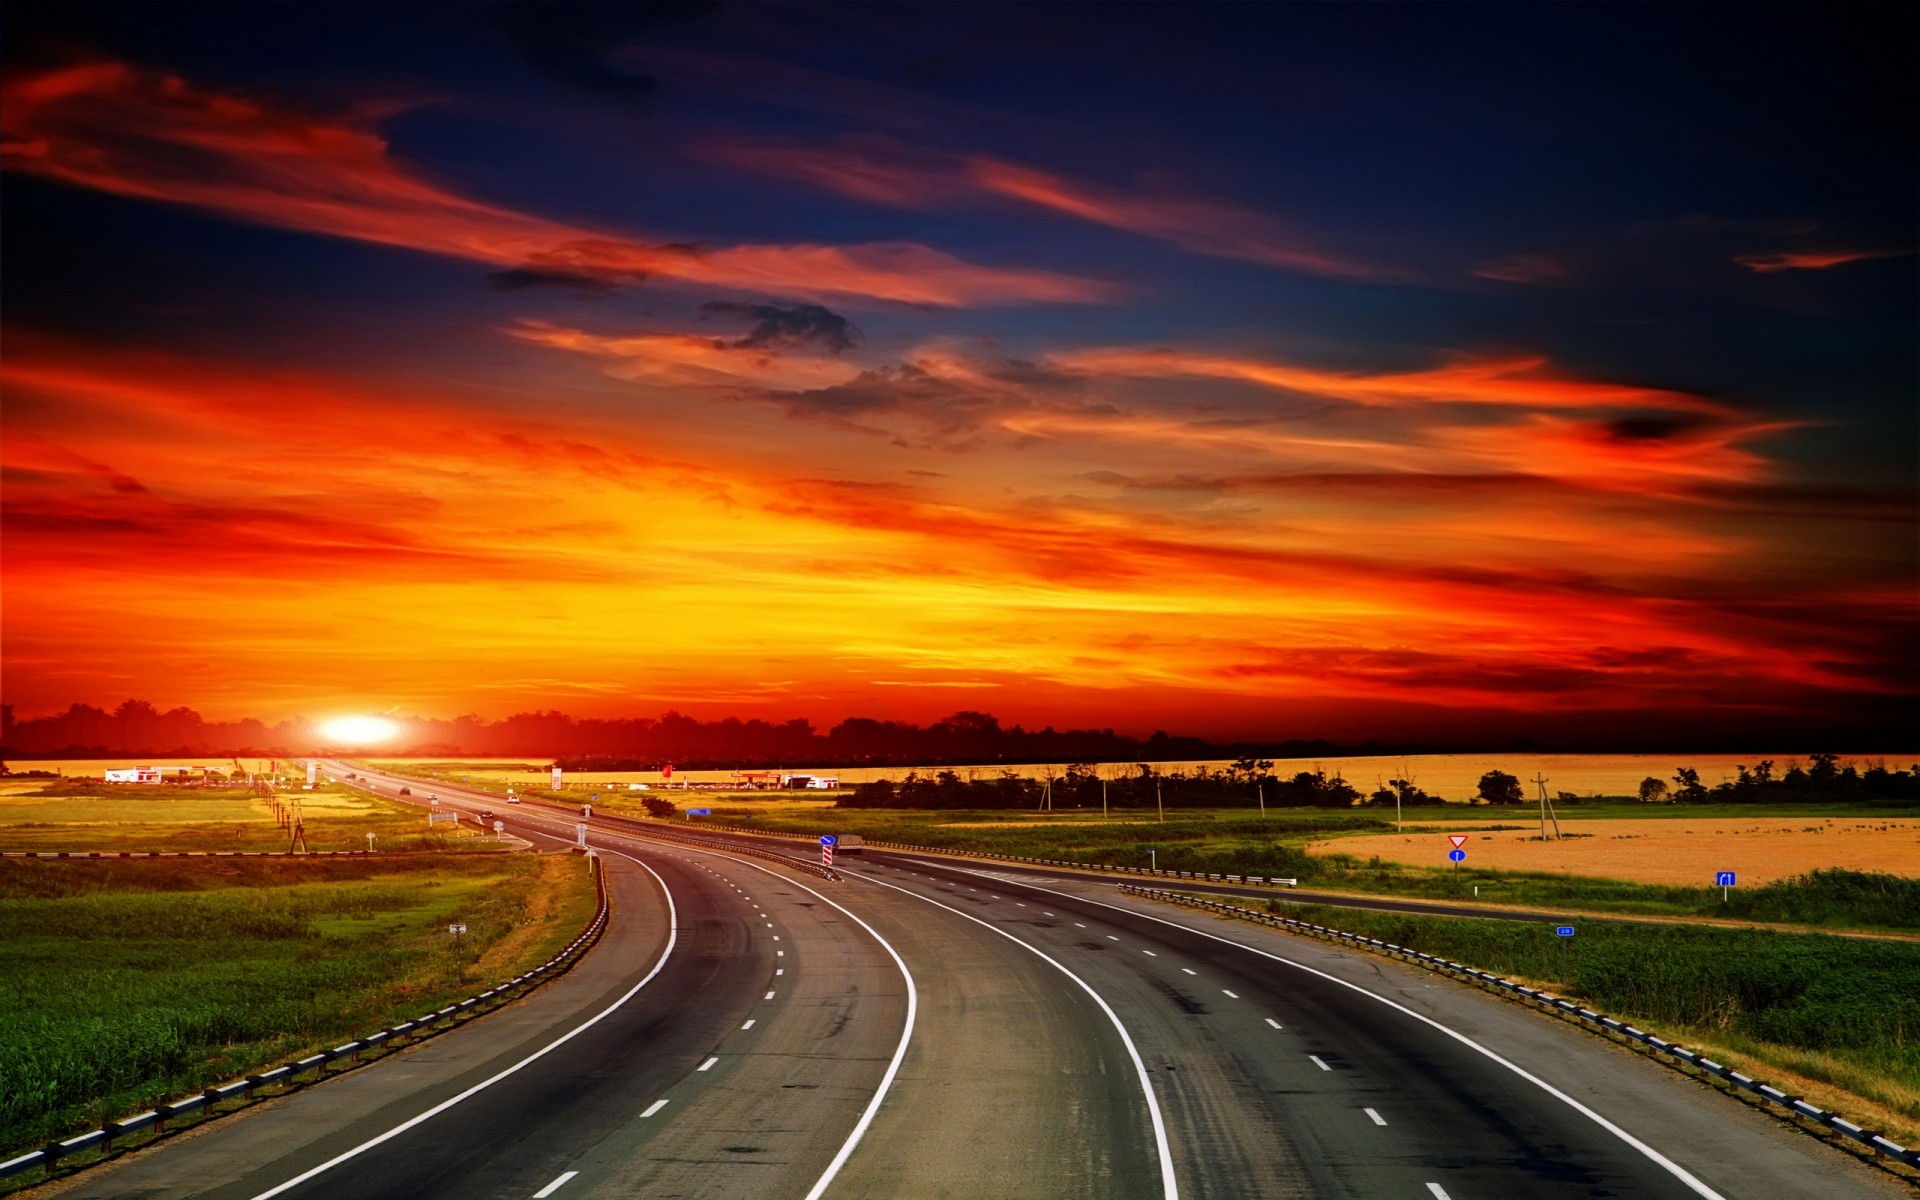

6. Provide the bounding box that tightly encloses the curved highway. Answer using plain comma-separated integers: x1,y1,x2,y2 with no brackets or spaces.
52,763,1904,1200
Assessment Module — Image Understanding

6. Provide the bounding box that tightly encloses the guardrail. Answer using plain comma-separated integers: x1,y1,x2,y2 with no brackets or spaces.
0,856,611,1182
671,820,1297,887
1119,883,1919,1170
606,817,841,882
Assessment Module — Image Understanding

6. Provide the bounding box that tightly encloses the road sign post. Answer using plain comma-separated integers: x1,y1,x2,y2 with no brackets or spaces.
821,834,836,870
1716,870,1736,901
576,822,587,847
1555,925,1574,984
492,820,504,838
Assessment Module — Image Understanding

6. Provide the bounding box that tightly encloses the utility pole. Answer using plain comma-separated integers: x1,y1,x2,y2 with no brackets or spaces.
1156,781,1164,824
1257,781,1265,819
1534,773,1562,841
1101,775,1108,819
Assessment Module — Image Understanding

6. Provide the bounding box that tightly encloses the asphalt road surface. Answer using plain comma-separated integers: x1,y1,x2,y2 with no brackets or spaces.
48,764,1905,1200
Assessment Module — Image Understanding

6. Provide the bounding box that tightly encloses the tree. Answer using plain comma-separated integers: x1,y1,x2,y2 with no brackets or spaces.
1638,777,1670,803
1476,769,1524,805
1671,767,1708,803
641,796,677,819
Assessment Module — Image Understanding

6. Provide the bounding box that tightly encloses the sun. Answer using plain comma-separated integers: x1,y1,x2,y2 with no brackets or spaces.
319,715,400,744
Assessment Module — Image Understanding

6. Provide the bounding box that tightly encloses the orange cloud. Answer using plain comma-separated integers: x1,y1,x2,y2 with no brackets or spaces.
3,332,1902,728
1,62,1113,307
707,138,1392,280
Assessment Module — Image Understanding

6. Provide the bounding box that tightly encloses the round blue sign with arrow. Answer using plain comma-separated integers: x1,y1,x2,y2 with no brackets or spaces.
1447,848,1466,862
820,835,837,847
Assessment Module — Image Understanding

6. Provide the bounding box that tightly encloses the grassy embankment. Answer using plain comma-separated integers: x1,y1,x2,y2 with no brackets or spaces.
0,775,492,854
0,852,598,1163
641,802,1920,933
1243,897,1920,1149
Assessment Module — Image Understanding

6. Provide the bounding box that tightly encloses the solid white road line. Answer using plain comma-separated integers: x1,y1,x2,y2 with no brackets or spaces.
1426,1184,1451,1199
699,1057,719,1072
641,1099,669,1118
1365,1108,1387,1126
995,874,1730,1200
1310,1055,1332,1071
532,1170,579,1198
1265,1018,1282,1029
246,852,680,1200
848,874,1181,1200
649,841,921,1200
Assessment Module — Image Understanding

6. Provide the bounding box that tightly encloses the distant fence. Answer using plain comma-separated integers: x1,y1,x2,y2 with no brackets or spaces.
0,850,455,860
0,856,610,1181
1117,883,1920,1171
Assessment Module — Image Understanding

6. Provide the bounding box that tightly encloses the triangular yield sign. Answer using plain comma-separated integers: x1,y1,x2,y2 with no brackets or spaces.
1448,834,1469,849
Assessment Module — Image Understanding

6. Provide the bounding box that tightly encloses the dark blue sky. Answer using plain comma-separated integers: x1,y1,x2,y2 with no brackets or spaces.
3,2,1914,740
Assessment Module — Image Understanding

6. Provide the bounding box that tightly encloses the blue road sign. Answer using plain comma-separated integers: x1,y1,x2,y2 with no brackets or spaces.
1716,871,1736,887
820,835,837,847
688,808,711,815
1447,848,1466,862
1555,926,1575,937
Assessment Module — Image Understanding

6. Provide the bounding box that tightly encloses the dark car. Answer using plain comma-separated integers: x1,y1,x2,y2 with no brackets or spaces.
398,787,411,795
479,809,495,822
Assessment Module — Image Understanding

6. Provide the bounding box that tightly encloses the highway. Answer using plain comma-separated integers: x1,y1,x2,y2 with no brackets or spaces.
53,764,1906,1199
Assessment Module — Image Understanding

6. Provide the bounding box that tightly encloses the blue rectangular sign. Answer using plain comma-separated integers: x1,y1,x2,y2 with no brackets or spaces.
1555,926,1575,937
1715,871,1736,887
688,808,711,815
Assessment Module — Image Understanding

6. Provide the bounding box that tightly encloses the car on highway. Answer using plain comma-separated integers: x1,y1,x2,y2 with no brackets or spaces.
398,787,411,795
506,795,519,803
427,793,438,801
478,809,495,822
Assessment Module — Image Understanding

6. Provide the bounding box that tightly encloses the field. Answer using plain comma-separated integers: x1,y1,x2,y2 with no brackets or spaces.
363,752,1919,799
0,852,599,1160
1312,815,1920,886
4,759,286,778
0,774,498,854
1251,899,1920,1146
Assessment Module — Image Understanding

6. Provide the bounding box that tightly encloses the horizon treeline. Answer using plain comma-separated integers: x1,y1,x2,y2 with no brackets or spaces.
1,700,1909,767
2,701,1332,763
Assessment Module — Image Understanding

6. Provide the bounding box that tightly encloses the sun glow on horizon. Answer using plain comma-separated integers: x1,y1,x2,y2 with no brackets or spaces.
319,715,400,745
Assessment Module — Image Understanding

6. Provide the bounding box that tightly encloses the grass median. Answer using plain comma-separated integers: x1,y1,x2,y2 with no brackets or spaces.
1251,897,1920,1148
0,851,599,1163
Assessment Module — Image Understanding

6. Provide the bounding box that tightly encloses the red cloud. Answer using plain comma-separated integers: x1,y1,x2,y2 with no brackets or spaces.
707,138,1393,280
0,62,1112,307
1734,249,1909,273
1051,347,1731,414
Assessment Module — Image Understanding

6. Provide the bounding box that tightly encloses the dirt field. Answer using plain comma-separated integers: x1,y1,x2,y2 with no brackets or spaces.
1311,816,1920,885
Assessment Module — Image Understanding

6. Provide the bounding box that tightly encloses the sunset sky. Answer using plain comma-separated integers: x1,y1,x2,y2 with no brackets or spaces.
3,3,1914,744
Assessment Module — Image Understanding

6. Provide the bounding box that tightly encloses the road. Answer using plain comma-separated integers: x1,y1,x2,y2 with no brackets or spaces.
50,764,1905,1199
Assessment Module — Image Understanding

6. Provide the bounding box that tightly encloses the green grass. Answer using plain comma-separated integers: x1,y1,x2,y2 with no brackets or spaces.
667,802,1919,932
0,778,492,854
1254,898,1920,1137
0,852,598,1158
